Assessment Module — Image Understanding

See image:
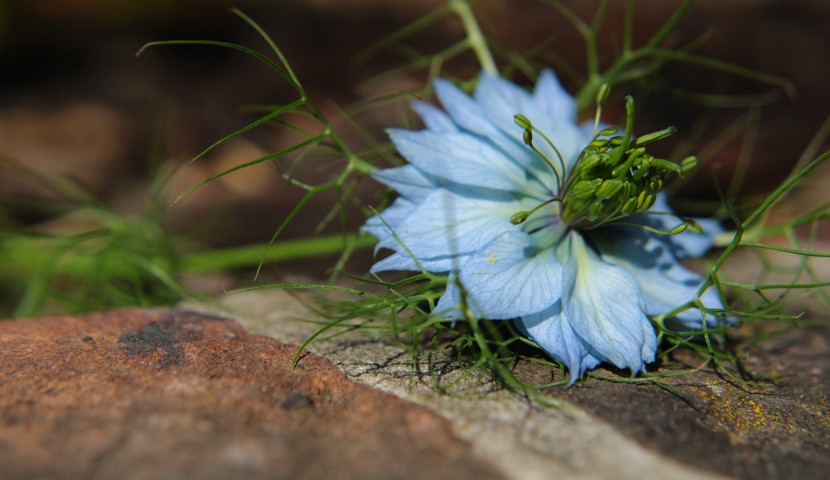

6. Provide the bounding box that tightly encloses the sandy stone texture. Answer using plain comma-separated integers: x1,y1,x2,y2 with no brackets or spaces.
206,289,830,480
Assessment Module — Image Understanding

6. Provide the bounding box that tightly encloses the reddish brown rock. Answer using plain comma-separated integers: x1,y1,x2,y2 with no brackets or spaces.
0,309,504,480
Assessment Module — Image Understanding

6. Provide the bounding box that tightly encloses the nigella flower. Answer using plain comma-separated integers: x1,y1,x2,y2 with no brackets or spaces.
364,70,725,384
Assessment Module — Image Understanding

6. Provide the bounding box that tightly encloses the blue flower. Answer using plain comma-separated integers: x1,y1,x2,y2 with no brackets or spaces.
364,70,724,384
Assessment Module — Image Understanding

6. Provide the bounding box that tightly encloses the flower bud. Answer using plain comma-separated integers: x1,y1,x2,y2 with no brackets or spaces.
522,128,533,146
513,114,532,129
597,179,624,200
510,211,530,225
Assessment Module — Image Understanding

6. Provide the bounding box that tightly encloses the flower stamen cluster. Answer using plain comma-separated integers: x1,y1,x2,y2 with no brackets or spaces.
514,96,697,232
560,96,696,230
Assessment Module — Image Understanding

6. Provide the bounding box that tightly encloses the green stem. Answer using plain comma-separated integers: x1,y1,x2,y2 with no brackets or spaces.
451,0,497,75
182,233,376,273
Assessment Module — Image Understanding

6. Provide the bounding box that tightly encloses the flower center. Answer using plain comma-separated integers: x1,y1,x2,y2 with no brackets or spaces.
513,95,697,232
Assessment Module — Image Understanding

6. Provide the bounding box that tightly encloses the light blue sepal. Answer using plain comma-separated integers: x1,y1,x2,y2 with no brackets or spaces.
532,70,578,123
362,197,419,254
387,129,528,192
433,273,462,322
517,301,602,386
594,226,726,330
432,78,542,172
411,101,458,133
560,233,657,374
371,188,518,262
439,230,564,320
370,251,469,274
596,229,724,327
474,71,588,172
371,165,435,202
635,194,723,258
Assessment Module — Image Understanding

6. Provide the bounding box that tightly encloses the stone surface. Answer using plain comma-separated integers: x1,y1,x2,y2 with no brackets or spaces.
3,290,827,480
202,291,732,480
528,329,830,480
199,289,830,480
0,309,505,480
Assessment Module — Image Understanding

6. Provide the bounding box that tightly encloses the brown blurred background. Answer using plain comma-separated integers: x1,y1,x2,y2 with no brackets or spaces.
1,0,828,271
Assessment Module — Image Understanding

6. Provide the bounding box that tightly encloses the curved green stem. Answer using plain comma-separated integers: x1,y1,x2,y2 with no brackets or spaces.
451,0,497,75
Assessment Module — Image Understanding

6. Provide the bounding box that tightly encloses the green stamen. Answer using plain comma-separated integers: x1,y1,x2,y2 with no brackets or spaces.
514,114,566,191
510,197,560,225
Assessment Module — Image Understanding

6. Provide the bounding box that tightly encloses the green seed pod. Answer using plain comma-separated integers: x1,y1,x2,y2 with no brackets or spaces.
621,197,637,216
579,154,602,171
570,180,600,199
680,155,698,173
513,114,532,129
588,200,605,220
522,128,533,146
510,211,530,225
596,83,611,105
557,95,698,232
597,179,624,200
670,223,689,235
634,126,677,147
648,178,662,193
621,181,633,200
685,219,703,234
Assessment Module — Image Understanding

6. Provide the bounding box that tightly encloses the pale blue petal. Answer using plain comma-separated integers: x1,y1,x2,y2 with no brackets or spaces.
517,300,602,385
561,234,657,373
433,273,462,320
433,78,541,172
373,188,519,261
370,252,418,272
371,251,470,274
452,230,563,319
635,194,723,258
433,78,498,136
594,229,725,329
371,165,435,201
363,197,418,249
388,129,528,192
411,101,458,133
473,72,536,137
474,72,589,173
532,70,577,122
672,217,723,258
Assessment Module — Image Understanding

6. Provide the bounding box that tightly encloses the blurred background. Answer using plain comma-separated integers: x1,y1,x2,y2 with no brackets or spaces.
1,0,828,316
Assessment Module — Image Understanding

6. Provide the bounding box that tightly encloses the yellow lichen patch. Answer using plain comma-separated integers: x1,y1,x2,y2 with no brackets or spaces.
687,379,796,444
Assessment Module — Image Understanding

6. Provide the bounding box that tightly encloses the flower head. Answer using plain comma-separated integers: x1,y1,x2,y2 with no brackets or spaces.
364,70,724,384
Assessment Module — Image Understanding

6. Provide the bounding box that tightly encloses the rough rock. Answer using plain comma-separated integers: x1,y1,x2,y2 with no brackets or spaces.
202,291,733,480
3,290,828,480
0,309,505,480
527,329,830,480
203,289,830,480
